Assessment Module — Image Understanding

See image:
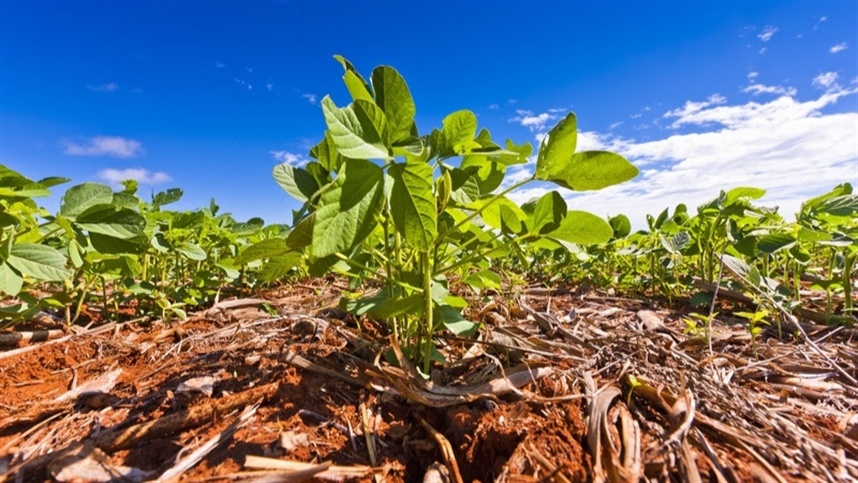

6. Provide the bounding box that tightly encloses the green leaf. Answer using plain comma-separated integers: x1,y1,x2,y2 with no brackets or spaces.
609,214,632,239
390,161,437,250
531,191,567,234
464,270,502,291
89,233,149,254
535,113,577,179
549,210,613,245
460,156,506,194
286,215,315,251
473,197,526,233
7,243,72,281
757,232,796,254
76,205,146,239
273,163,320,203
437,304,479,336
321,96,389,160
236,237,291,265
343,292,423,320
371,66,416,144
448,169,481,205
539,151,639,191
259,252,302,282
723,187,765,207
0,263,23,295
442,110,478,154
176,242,207,261
333,55,373,102
37,176,71,189
310,133,342,172
60,183,114,218
312,159,384,258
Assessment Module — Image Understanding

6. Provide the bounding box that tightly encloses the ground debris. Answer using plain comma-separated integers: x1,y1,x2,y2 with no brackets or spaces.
1,284,857,481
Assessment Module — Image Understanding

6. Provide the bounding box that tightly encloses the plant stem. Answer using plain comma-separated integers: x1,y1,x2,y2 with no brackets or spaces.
421,250,433,375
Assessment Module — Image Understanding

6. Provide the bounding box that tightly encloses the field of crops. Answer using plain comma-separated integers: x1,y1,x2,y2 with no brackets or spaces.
1,60,856,482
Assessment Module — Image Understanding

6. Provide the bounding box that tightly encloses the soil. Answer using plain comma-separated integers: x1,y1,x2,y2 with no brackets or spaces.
1,281,856,482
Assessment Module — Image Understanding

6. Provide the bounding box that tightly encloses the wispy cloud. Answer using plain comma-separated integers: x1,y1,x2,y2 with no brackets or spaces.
813,71,840,90
88,82,119,93
302,93,317,104
830,42,848,54
506,77,858,228
758,25,778,42
215,61,226,68
98,168,171,185
270,150,309,167
64,136,143,158
488,103,500,111
510,109,560,131
234,78,253,90
743,82,797,97
663,94,727,128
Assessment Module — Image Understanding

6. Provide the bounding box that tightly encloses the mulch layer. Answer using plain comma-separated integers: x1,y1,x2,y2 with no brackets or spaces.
1,281,856,482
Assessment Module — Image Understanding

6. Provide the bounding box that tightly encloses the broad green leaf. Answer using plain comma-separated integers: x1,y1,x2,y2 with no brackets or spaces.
723,187,766,207
171,211,205,229
76,205,146,239
371,66,416,143
535,113,577,179
286,214,315,251
464,270,502,291
473,197,526,232
497,139,533,166
390,161,436,250
176,242,207,261
609,214,631,239
460,156,505,194
797,227,832,243
539,151,639,191
60,183,113,217
437,304,479,336
549,210,613,245
321,96,389,159
0,263,23,295
448,169,481,205
757,232,796,254
310,133,342,172
37,176,71,188
343,292,423,320
89,233,149,254
112,192,138,209
442,110,478,154
531,191,567,234
312,159,384,258
333,55,373,102
236,237,291,265
273,163,320,203
7,243,72,281
816,195,858,217
258,252,302,282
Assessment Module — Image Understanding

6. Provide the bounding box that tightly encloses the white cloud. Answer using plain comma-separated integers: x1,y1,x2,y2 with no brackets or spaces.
748,71,759,80
488,103,500,110
743,83,797,97
758,25,778,42
759,47,768,55
506,78,858,228
64,136,143,158
88,82,119,92
830,42,848,54
270,150,309,167
215,61,225,68
98,168,171,185
663,94,726,127
510,109,559,131
266,82,274,92
302,93,317,104
813,72,840,90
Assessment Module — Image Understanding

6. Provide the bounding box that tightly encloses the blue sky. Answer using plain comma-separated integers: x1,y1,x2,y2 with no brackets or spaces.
1,1,856,228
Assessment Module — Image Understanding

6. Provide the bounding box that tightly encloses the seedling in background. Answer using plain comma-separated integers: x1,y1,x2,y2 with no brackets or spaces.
734,308,771,358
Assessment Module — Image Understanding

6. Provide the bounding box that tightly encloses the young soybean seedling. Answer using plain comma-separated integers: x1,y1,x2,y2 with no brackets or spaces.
734,308,771,358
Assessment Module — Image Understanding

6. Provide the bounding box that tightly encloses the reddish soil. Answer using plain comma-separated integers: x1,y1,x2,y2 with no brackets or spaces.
1,282,856,482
